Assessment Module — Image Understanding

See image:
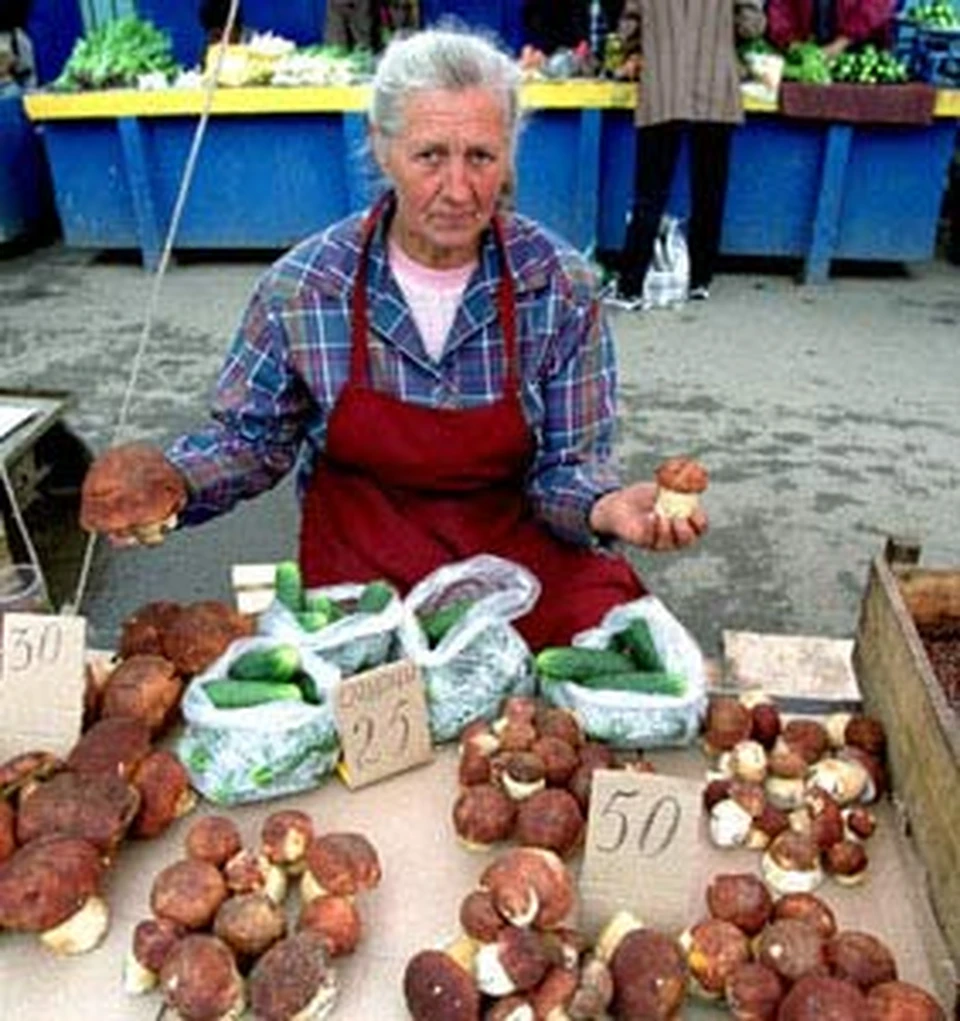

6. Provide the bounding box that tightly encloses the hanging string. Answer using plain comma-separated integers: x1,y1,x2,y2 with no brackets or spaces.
66,0,242,617
1,461,47,601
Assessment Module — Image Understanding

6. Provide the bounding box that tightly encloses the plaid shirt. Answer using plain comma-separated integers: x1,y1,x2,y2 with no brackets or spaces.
167,202,623,545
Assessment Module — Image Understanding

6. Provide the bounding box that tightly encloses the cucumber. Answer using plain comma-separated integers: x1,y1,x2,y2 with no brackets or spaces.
535,646,636,681
228,644,301,683
205,679,305,709
297,611,332,633
567,671,687,697
304,593,344,621
418,598,474,647
357,579,394,614
292,670,325,706
611,619,664,673
275,560,303,612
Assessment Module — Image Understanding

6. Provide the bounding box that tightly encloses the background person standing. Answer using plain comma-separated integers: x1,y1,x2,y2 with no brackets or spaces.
614,0,766,305
766,0,896,59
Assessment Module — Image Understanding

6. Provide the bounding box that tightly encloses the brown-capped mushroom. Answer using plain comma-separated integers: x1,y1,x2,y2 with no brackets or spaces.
529,966,578,1018
748,801,790,850
501,696,539,725
458,745,492,786
459,719,500,758
843,806,877,841
838,746,887,804
475,926,551,996
16,770,140,858
151,857,228,930
0,799,15,864
536,706,584,748
722,740,769,785
130,749,197,839
781,719,829,765
679,917,751,999
100,653,183,735
750,702,783,750
123,917,185,994
607,922,687,1020
0,835,108,955
777,974,867,1020
790,789,844,852
703,777,733,812
480,847,575,930
756,918,827,985
66,716,152,779
514,788,584,858
843,716,886,759
725,961,784,1021
81,442,186,538
159,933,245,1021
531,736,579,788
866,980,946,1020
706,872,773,937
704,698,753,756
493,719,538,753
162,600,254,677
494,751,547,801
300,832,381,903
824,840,869,885
453,783,517,850
118,599,183,658
459,888,506,944
225,848,289,905
826,931,897,990
772,892,838,940
761,831,824,895
185,814,243,867
214,891,287,966
261,810,315,874
654,456,708,518
0,749,63,800
297,895,362,958
403,948,480,1021
806,758,870,807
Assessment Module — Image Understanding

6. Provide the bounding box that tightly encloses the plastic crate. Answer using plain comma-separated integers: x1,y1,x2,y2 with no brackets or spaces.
914,25,960,85
891,14,922,71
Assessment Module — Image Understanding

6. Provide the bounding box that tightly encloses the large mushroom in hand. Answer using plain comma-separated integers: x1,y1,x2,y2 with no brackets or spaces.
80,441,186,542
0,835,108,954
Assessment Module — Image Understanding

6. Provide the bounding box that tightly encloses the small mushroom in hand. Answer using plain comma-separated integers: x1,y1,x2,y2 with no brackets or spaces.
654,456,708,519
0,835,108,955
159,933,245,1021
80,441,186,544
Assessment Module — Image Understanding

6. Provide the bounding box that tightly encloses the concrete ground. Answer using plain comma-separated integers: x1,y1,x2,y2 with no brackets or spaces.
1,239,958,659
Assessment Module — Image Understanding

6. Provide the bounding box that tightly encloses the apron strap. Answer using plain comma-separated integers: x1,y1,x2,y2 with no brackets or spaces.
349,195,520,395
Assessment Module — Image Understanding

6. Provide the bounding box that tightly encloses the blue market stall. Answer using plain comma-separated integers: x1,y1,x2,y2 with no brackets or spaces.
21,81,960,282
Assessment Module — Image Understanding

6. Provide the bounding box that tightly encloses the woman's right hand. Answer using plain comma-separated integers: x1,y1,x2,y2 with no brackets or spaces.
79,442,188,548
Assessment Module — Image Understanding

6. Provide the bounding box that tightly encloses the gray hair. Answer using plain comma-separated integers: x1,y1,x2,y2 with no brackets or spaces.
369,27,522,162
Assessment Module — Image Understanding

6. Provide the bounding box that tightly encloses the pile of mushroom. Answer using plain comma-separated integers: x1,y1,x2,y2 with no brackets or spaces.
452,696,655,858
404,846,621,1020
125,809,381,1021
0,707,197,954
679,871,946,1020
701,695,887,892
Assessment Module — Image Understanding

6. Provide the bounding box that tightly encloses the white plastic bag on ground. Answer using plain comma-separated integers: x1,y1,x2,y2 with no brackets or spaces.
400,554,541,743
258,581,402,675
540,595,707,748
177,635,341,804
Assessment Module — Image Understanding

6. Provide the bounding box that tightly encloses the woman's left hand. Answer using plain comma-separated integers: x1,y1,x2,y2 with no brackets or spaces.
589,481,708,551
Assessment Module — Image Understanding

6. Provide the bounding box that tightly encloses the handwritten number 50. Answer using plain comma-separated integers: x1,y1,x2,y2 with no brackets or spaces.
596,791,681,857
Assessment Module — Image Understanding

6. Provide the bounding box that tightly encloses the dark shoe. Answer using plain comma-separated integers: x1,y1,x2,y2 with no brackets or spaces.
688,284,710,301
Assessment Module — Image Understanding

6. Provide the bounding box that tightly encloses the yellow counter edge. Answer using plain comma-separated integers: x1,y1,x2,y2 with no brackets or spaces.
22,79,960,121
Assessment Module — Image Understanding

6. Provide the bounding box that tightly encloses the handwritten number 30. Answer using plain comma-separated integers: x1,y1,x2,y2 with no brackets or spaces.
7,624,63,673
596,790,681,857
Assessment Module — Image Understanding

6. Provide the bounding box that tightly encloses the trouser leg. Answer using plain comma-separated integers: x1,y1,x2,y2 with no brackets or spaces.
620,121,683,297
688,122,733,291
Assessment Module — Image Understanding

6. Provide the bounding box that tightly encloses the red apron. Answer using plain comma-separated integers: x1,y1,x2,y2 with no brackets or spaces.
299,199,643,648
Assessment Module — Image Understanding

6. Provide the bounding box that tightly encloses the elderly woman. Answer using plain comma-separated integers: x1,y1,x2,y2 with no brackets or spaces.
80,28,706,648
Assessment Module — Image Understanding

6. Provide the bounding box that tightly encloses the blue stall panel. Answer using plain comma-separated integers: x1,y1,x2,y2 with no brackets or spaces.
27,0,85,84
40,120,139,247
0,96,56,243
420,0,522,50
836,121,957,261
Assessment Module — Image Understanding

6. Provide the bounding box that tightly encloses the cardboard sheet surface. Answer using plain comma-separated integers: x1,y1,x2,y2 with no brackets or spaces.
0,745,953,1018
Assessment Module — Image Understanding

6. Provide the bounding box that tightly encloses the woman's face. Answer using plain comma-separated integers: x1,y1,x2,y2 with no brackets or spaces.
376,86,511,269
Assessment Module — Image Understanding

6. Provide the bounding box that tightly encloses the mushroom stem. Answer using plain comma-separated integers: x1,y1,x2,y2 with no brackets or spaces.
39,896,109,955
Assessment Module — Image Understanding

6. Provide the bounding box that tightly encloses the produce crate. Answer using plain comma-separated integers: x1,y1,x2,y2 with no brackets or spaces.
852,538,960,972
914,25,960,85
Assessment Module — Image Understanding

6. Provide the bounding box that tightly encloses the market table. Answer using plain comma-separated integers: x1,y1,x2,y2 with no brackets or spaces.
0,739,954,1019
21,81,960,282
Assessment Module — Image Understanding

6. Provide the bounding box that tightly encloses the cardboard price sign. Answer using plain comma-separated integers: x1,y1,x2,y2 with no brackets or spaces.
333,659,432,789
579,769,703,938
0,612,87,759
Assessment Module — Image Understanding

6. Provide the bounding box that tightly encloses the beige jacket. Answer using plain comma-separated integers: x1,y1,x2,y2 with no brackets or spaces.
618,0,766,126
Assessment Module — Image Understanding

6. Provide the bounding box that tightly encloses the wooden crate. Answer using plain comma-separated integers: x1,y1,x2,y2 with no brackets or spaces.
853,541,960,971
